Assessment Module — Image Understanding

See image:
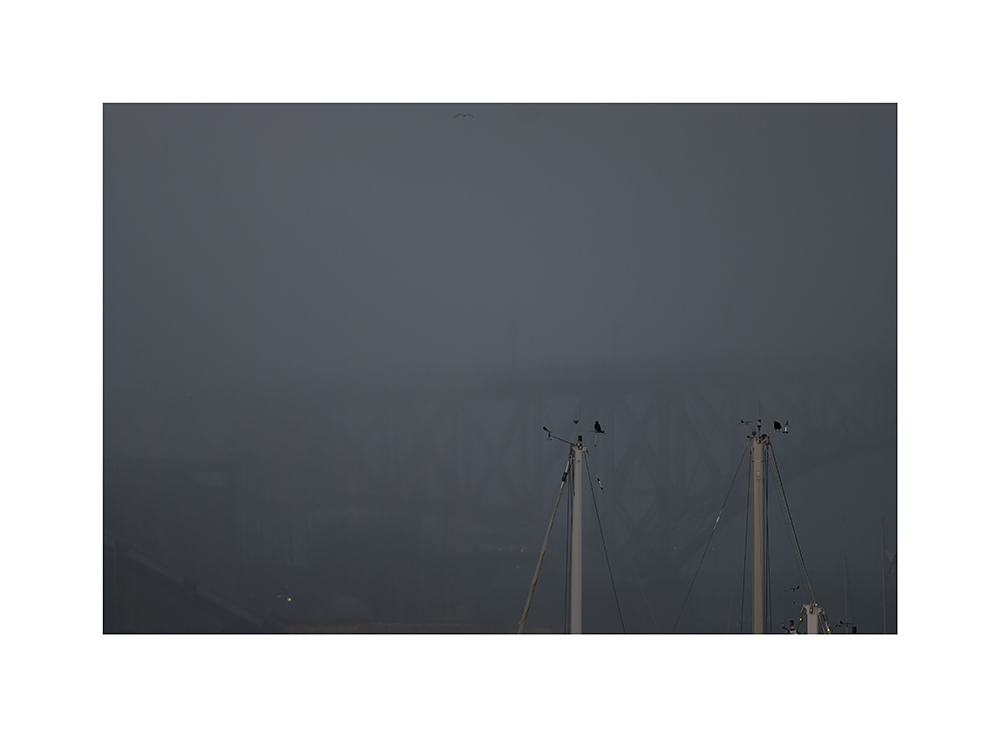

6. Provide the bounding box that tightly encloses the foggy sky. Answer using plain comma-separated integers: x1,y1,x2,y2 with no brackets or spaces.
105,104,895,396
104,104,896,633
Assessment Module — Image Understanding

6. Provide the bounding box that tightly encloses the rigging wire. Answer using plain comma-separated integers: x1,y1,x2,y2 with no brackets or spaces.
564,464,572,634
584,450,626,633
671,438,751,633
726,455,752,634
765,451,772,634
773,459,806,596
767,441,817,606
739,453,752,633
596,473,660,632
841,518,856,633
623,544,660,633
618,534,660,632
518,451,573,634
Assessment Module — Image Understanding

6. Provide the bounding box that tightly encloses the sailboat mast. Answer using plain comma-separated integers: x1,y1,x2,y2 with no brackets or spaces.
882,517,887,635
751,424,766,634
844,520,849,634
571,436,584,634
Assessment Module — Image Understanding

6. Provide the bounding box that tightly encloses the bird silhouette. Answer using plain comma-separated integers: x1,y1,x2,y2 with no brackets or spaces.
774,421,782,431
454,113,474,118
785,585,800,592
594,421,604,434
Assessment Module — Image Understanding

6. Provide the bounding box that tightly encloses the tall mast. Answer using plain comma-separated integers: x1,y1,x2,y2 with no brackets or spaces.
882,517,887,635
571,435,584,634
750,422,766,634
745,416,828,634
843,519,848,633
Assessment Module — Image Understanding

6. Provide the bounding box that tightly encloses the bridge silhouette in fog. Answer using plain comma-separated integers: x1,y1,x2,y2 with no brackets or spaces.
105,349,896,633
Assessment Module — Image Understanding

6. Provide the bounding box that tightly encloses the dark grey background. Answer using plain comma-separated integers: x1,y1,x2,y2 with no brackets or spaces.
104,104,896,633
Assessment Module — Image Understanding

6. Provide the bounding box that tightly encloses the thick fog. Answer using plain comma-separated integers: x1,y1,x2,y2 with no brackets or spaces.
104,104,896,633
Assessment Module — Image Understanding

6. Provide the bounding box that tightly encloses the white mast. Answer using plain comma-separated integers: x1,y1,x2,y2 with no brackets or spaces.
882,518,887,635
750,422,766,634
518,426,594,635
571,435,585,634
745,416,826,634
803,603,825,634
843,519,850,634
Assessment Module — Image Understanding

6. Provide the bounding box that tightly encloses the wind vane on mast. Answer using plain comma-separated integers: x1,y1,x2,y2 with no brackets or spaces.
519,419,618,634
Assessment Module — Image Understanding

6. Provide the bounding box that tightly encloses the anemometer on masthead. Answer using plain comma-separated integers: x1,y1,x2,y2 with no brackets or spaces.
519,419,615,634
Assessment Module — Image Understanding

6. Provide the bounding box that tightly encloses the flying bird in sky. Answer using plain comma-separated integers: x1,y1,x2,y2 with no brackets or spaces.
454,113,474,118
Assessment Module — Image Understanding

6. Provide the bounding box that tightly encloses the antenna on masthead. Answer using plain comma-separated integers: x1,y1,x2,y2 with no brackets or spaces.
741,412,822,632
521,419,609,634
543,426,573,445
